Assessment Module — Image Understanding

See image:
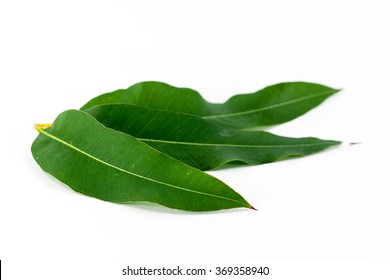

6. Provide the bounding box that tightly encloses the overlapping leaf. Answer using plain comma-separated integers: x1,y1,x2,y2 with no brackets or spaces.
32,81,340,212
31,110,253,211
81,81,339,129
85,104,340,170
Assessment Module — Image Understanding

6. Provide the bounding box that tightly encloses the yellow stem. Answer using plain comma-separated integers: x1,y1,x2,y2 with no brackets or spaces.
34,123,52,132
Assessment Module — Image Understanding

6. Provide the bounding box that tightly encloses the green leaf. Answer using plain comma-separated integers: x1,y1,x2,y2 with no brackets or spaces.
81,81,339,129
31,110,253,211
84,104,340,170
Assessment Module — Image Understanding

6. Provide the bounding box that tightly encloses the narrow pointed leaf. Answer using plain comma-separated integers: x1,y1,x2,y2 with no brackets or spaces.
84,104,340,170
31,110,252,211
81,81,339,129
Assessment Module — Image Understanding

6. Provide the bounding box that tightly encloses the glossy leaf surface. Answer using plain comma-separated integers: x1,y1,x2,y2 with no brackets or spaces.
85,104,340,170
31,110,252,211
81,81,339,129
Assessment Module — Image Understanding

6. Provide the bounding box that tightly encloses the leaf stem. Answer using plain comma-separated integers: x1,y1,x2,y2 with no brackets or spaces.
34,123,52,132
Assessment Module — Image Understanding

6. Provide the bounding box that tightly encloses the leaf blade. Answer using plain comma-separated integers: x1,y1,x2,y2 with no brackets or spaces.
80,81,339,129
84,104,340,170
31,110,252,211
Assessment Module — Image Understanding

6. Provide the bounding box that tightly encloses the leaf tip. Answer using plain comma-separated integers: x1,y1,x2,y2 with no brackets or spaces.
249,205,258,211
349,141,362,146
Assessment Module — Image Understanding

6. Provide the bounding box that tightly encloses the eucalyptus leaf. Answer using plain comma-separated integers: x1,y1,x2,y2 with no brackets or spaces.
31,110,253,211
81,81,339,129
85,104,340,170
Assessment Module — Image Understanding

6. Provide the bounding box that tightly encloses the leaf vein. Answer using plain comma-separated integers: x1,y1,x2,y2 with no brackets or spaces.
203,90,335,119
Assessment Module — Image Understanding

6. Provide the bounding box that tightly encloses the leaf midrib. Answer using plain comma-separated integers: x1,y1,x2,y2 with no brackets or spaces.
203,90,335,119
137,137,336,148
37,127,247,207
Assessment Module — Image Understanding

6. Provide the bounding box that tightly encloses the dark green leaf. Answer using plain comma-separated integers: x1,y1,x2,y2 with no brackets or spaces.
81,81,339,129
84,104,340,170
31,110,253,211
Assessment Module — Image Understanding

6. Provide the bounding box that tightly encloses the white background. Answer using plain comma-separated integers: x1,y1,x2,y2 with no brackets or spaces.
1,0,389,279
